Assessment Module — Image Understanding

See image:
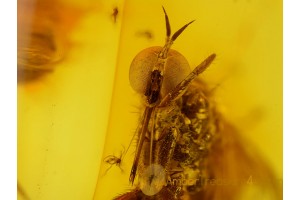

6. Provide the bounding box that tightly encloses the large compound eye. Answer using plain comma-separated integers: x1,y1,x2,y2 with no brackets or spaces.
129,46,191,98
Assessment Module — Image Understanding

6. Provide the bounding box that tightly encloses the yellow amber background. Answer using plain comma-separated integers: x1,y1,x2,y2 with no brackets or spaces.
18,0,282,199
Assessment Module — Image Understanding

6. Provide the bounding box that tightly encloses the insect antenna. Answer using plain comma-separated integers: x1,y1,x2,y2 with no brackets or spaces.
162,6,171,41
171,20,195,42
160,7,195,58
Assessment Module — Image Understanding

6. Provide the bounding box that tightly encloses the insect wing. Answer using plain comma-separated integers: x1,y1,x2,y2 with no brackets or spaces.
188,118,282,200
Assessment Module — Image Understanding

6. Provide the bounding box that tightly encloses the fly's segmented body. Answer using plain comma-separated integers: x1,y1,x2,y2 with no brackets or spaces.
112,7,280,200
140,80,218,199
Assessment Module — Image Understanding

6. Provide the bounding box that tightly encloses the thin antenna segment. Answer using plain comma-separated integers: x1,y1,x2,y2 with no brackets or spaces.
162,6,171,39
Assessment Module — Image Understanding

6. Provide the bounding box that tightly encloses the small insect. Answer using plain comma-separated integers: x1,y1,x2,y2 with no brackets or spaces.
103,144,131,176
136,30,154,40
104,154,123,172
113,7,281,200
111,7,119,24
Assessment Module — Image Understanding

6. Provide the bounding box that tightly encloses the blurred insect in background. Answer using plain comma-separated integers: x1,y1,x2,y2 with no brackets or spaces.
18,0,63,82
17,0,83,197
136,30,154,40
17,0,81,83
111,7,119,24
113,7,281,200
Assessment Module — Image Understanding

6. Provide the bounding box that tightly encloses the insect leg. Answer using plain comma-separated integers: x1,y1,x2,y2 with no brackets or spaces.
159,53,216,107
149,109,158,167
129,107,154,184
103,163,114,177
138,127,180,198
